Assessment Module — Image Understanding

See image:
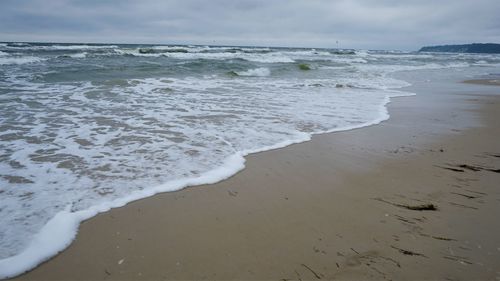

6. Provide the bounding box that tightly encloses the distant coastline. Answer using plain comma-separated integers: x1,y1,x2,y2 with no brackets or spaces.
419,43,500,54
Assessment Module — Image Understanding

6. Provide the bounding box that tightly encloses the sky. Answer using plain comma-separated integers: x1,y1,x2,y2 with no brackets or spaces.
1,0,499,51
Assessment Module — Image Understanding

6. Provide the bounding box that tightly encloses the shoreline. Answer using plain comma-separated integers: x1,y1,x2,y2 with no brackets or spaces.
10,71,500,280
463,79,500,86
0,84,410,280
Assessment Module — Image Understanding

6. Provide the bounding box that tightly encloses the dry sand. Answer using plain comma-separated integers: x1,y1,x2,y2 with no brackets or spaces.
13,75,500,280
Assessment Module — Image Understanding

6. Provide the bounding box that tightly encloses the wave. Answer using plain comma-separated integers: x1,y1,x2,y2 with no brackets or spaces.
3,44,118,51
242,54,295,63
113,48,295,63
138,47,189,54
2,44,417,65
235,67,271,77
70,52,87,58
330,50,357,55
0,80,414,279
57,52,88,59
0,64,418,277
356,62,473,74
6,42,32,47
0,153,248,279
51,45,118,50
355,50,369,57
0,56,44,65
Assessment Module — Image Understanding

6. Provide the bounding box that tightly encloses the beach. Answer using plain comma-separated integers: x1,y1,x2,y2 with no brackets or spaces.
10,70,500,280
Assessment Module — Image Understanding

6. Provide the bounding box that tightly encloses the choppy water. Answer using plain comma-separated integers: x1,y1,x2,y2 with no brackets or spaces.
1,42,500,277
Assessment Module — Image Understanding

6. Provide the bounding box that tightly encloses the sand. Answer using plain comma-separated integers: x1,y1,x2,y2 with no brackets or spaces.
464,79,500,86
12,73,500,280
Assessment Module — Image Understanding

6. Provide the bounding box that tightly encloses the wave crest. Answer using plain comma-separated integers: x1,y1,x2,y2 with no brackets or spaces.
235,67,271,77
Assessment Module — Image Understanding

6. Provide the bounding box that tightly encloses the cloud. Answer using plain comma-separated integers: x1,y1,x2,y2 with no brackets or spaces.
0,0,499,50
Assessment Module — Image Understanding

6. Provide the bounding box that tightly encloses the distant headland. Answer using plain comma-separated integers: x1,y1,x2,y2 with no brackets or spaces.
419,43,500,54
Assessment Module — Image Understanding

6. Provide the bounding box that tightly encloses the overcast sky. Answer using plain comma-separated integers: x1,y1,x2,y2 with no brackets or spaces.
1,0,499,50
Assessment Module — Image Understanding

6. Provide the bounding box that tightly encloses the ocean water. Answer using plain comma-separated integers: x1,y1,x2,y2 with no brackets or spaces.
1,42,500,277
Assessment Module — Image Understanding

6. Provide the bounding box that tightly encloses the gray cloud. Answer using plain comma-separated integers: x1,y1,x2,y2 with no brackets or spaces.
1,0,499,50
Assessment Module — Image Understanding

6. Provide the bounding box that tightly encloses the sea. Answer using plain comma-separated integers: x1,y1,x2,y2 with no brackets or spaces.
1,42,499,277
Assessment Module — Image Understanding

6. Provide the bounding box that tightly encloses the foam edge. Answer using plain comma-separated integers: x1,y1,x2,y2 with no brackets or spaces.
0,154,246,279
0,89,416,280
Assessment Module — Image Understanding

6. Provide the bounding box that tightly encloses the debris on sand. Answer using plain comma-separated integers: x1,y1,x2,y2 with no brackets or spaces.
373,198,437,211
391,246,427,257
437,163,500,173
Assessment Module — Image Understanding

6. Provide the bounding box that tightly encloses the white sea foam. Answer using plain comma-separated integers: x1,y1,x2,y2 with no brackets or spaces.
0,153,247,279
0,76,413,278
356,62,471,74
338,57,368,64
242,53,295,63
6,44,119,51
367,53,435,59
236,67,271,77
355,50,369,57
52,45,118,50
113,47,295,62
0,56,44,65
0,70,411,275
69,52,87,58
475,60,489,65
56,52,88,59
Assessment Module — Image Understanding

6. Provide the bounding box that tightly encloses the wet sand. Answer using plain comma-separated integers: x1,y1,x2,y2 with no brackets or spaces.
464,79,500,86
13,73,500,280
